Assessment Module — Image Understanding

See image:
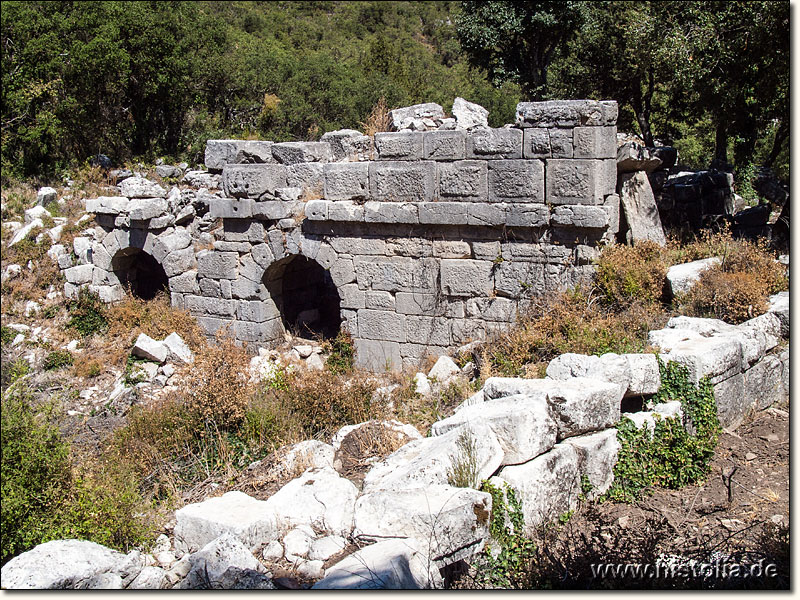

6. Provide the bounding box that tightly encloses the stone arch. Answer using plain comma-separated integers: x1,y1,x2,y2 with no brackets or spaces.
111,247,169,300
263,254,342,339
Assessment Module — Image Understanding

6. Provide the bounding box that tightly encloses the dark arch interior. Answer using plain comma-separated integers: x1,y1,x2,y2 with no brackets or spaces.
265,255,342,340
112,248,169,300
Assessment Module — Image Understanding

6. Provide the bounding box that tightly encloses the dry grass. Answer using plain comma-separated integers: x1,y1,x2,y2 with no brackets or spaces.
595,241,668,308
360,97,392,137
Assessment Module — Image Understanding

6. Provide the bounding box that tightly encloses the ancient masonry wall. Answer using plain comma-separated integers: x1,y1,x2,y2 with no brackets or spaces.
70,100,620,370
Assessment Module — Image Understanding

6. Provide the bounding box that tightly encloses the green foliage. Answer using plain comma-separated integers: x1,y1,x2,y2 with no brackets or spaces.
605,360,720,503
1,326,14,345
66,288,108,337
42,349,74,371
477,480,536,588
324,330,355,375
3,358,30,389
446,429,480,488
123,355,149,386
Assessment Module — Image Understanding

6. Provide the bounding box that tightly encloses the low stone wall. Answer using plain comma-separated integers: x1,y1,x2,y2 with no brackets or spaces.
63,100,621,370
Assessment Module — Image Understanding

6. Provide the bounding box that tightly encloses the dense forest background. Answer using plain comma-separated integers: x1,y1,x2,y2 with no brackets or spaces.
1,1,789,183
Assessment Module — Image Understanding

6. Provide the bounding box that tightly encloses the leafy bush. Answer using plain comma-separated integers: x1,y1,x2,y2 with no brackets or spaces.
605,360,720,503
1,326,15,345
67,288,109,337
323,330,355,375
595,241,668,308
43,350,74,371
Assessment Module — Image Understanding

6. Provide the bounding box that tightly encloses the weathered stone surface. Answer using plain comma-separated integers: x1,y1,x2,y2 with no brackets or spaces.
271,142,332,164
714,373,748,429
182,533,274,590
482,377,622,439
86,196,129,215
369,161,435,201
354,256,438,293
491,443,581,531
353,485,491,564
466,128,522,159
564,429,620,498
354,338,402,371
0,540,127,589
321,129,373,161
452,97,489,130
619,171,667,245
64,264,94,284
363,421,503,491
163,332,193,364
617,142,663,173
132,332,169,364
487,159,544,203
546,159,605,205
265,467,358,536
744,354,784,411
423,130,467,161
374,131,424,160
624,401,683,437
516,100,615,128
573,126,616,159
331,420,422,451
323,162,369,201
119,177,166,199
174,491,278,553
37,186,58,206
551,205,609,229
197,250,238,280
651,328,742,385
427,355,461,383
389,103,445,130
312,538,442,589
223,164,287,200
434,161,487,202
440,259,493,296
128,566,167,590
768,291,789,337
128,198,168,221
431,393,557,465
665,257,721,297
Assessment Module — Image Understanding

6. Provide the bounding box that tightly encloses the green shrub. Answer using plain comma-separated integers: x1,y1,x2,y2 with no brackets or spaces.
67,288,108,337
1,326,15,345
324,330,355,375
43,350,74,371
1,358,30,389
605,359,720,503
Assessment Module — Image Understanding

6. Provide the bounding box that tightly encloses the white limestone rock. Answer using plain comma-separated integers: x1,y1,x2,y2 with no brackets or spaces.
564,429,620,498
119,176,167,199
308,536,347,562
623,401,683,438
427,355,460,383
331,419,422,451
452,97,489,130
131,333,169,364
665,257,721,298
163,332,193,364
768,291,789,337
414,372,432,396
181,533,274,590
269,439,335,478
37,186,58,206
24,205,50,224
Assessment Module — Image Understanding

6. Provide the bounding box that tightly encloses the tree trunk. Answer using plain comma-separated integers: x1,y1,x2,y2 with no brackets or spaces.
714,121,728,163
764,119,788,168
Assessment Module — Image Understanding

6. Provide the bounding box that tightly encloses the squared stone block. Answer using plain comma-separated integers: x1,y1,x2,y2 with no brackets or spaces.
573,126,617,159
466,128,522,159
369,161,435,201
438,160,488,201
423,130,467,161
374,132,424,160
286,163,324,195
546,159,604,205
440,259,494,296
488,159,544,203
223,164,287,200
364,201,419,224
515,100,616,128
222,219,264,242
505,204,550,228
467,202,506,226
354,256,438,293
548,129,573,158
323,163,369,201
551,205,609,229
271,141,332,164
251,200,301,220
237,300,279,323
354,339,402,372
358,309,406,343
328,201,365,222
418,202,468,225
406,315,451,346
304,200,328,221
522,129,551,158
197,250,238,280
208,198,253,219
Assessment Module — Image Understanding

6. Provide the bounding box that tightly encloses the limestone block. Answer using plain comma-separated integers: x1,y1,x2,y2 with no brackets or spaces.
286,162,324,194
505,204,550,227
389,102,445,129
440,259,493,296
573,126,617,159
515,100,615,128
437,160,487,201
423,130,467,161
625,353,661,396
654,333,742,385
223,164,287,200
365,290,395,310
339,283,366,310
482,377,622,439
304,200,327,221
418,201,468,225
64,264,94,285
0,540,128,590
465,297,517,322
353,485,491,565
328,200,365,221
726,313,781,367
128,198,167,221
265,467,358,536
488,159,544,203
197,250,238,280
369,161,436,201
665,257,722,298
406,316,451,346
431,393,557,465
312,538,441,590
427,355,461,383
374,131,424,160
86,196,128,215
617,142,663,173
363,420,504,492
490,443,581,531
744,354,784,411
619,171,667,245
196,316,234,337
466,128,522,159
714,373,748,429
548,128,573,158
768,291,789,338
163,332,193,364
36,186,58,206
205,139,241,170
330,236,387,256
551,205,609,229
564,429,620,498
251,200,300,220
624,401,683,438
358,309,406,342
546,159,605,205
208,198,253,219
522,128,551,158
182,533,274,590
119,177,166,199
237,300,279,323
185,296,236,317
321,129,373,161
354,256,438,293
271,141,331,164
127,566,166,590
162,247,196,278
364,201,419,224
323,162,369,201
452,97,489,129
174,491,278,552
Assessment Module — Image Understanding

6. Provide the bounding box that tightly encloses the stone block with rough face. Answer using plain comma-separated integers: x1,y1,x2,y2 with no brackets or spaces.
374,132,424,160
516,100,616,128
564,429,620,498
423,130,466,161
440,259,493,296
551,205,609,229
369,161,435,201
573,126,617,159
223,164,287,200
323,162,369,201
488,159,544,203
546,159,606,205
271,141,332,164
466,128,523,159
437,161,487,201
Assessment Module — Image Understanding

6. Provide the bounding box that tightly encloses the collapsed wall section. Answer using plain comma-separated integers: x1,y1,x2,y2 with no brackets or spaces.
74,100,620,371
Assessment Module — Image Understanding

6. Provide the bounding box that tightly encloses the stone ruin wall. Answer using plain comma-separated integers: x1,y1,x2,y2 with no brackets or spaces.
71,100,621,370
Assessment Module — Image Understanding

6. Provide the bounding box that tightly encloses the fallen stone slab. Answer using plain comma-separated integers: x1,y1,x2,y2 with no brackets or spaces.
547,352,660,397
430,393,557,466
37,186,58,206
616,142,663,173
653,333,742,385
619,171,667,245
353,485,491,565
312,538,442,589
452,97,489,130
744,354,784,411
163,332,194,364
131,332,169,364
768,291,789,338
181,533,275,590
363,421,503,492
564,429,620,498
119,176,166,199
389,103,445,131
174,490,278,553
427,355,461,383
665,257,721,298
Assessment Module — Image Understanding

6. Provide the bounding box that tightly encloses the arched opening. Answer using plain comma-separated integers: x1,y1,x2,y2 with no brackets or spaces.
112,248,169,300
264,255,342,340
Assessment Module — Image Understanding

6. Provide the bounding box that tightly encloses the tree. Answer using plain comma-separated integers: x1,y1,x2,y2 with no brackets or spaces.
456,1,586,99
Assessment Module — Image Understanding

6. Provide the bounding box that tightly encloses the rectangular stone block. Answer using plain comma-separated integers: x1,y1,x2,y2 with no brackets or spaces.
286,163,324,195
162,247,196,277
418,202,468,225
522,129,551,159
488,160,544,203
208,198,253,219
432,240,471,259
385,237,432,258
304,200,328,221
251,201,301,220
548,129,573,158
365,291,395,310
185,295,237,317
516,100,616,128
223,164,287,200
369,161,436,201
339,283,366,309
466,203,506,226
86,196,129,215
197,250,238,280
354,339,402,372
327,201,364,222
323,163,370,201
573,126,617,159
206,140,276,170
222,219,264,242
440,259,494,296
232,277,263,300
374,131,424,160
494,262,547,297
505,204,550,227
234,319,284,343
406,316,451,346
358,309,406,342
438,161,487,201
196,316,234,337
423,130,467,161
271,141,332,164
546,159,605,205
466,128,522,159
551,205,609,229
329,236,386,256
364,201,419,224
237,300,279,323
465,297,517,322
354,256,438,293
395,292,445,316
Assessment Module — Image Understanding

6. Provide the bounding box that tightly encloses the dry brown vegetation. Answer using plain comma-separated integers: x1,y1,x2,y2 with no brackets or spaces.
359,96,393,137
